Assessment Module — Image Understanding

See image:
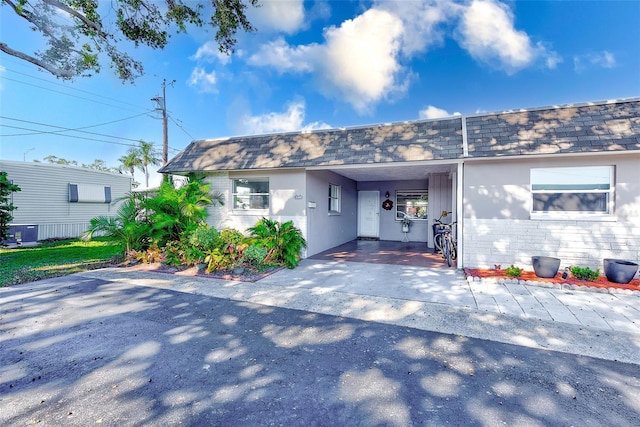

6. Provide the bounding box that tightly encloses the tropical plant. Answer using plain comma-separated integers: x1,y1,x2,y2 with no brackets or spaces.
204,248,231,272
82,195,150,254
217,228,247,268
240,245,268,268
248,218,307,269
141,173,222,246
188,223,221,251
119,149,142,183
0,171,21,243
136,140,161,188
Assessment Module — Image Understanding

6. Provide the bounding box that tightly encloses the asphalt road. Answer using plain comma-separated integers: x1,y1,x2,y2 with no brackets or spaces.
1,276,639,426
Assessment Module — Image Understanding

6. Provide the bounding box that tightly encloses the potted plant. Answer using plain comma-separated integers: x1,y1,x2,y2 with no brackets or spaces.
401,216,412,233
603,259,638,284
531,256,561,278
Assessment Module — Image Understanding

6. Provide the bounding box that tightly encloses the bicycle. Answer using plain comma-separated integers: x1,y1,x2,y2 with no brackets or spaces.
432,211,451,254
433,211,457,267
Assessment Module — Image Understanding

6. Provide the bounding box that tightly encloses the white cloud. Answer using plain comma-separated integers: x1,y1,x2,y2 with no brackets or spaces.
248,37,317,73
246,0,305,34
249,8,406,114
574,51,617,72
191,41,232,65
247,1,561,112
419,105,461,119
241,100,331,134
319,9,405,113
187,67,217,93
456,0,558,73
374,0,458,56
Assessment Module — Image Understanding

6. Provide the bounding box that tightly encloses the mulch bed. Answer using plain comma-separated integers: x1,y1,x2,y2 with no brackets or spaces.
465,268,640,292
124,262,283,283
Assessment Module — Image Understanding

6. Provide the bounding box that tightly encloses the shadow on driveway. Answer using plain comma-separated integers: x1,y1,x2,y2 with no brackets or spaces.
1,275,639,426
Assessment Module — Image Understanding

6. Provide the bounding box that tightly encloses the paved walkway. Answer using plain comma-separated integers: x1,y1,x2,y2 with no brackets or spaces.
75,259,640,365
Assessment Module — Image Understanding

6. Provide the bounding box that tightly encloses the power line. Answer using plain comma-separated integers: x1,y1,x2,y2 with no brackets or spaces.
0,112,154,137
2,67,148,112
0,75,145,113
1,124,141,148
169,114,195,140
1,119,182,153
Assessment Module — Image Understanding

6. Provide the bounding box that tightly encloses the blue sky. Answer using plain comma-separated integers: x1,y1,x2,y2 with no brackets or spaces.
1,0,639,188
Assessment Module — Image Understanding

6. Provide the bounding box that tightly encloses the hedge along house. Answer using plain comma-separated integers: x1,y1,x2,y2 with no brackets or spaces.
0,161,132,244
160,98,640,270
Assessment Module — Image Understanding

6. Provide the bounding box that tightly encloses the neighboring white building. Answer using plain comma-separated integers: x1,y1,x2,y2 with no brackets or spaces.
0,161,132,243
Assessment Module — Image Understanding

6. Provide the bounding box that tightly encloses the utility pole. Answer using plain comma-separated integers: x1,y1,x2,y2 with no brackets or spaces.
152,79,175,166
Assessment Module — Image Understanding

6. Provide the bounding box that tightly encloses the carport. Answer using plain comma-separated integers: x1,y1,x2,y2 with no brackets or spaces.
309,239,450,269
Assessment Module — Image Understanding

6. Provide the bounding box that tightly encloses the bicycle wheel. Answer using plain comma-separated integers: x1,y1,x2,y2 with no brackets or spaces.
434,233,443,254
444,236,452,267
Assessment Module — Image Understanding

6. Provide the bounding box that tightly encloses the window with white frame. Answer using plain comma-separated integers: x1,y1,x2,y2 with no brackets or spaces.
232,178,269,210
530,166,613,215
396,190,428,220
328,184,341,213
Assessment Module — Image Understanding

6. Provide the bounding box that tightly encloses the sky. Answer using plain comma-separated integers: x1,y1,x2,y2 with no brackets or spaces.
1,0,639,188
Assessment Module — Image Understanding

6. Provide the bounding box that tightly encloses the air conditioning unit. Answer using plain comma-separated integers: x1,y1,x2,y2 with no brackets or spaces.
3,224,38,245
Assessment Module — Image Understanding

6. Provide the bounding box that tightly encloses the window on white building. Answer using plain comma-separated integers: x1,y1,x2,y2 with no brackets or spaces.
232,178,269,210
329,184,341,213
396,190,428,220
530,166,613,216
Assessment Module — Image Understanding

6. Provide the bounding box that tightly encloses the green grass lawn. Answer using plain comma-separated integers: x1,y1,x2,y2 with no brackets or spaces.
0,238,123,287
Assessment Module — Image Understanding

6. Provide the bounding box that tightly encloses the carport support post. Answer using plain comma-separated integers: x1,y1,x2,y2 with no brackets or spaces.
456,162,463,269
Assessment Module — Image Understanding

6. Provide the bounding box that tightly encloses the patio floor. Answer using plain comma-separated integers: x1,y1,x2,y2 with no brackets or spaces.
309,239,449,268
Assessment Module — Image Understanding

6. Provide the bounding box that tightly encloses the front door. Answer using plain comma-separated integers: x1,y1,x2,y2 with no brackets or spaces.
358,191,380,238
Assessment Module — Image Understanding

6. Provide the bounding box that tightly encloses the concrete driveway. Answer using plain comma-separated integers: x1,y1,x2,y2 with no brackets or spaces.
1,272,639,426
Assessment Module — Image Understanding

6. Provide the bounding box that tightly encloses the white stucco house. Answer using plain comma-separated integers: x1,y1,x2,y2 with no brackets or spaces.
159,98,640,270
0,161,132,244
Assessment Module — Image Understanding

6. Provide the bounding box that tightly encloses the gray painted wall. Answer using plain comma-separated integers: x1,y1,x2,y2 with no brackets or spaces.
1,161,131,240
358,179,430,243
306,170,358,256
427,173,453,249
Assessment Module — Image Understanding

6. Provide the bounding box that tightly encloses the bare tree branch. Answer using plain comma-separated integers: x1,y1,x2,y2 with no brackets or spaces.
0,42,73,79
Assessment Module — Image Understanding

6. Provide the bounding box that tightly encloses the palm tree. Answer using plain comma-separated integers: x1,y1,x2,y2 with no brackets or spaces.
82,194,150,254
118,149,142,184
136,140,161,188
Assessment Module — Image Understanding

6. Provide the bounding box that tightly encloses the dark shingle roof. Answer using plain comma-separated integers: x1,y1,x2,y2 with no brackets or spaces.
160,99,639,174
466,99,640,158
160,118,463,173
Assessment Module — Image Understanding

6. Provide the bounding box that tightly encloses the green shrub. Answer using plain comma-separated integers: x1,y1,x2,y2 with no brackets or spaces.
505,265,522,277
248,218,306,269
204,248,232,272
240,245,268,268
571,266,600,281
219,228,244,247
188,223,220,251
163,240,187,266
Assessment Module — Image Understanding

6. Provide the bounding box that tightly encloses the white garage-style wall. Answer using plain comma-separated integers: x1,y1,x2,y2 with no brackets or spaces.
462,154,640,270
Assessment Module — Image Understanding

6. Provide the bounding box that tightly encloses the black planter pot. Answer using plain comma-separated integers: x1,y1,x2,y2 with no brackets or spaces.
532,256,561,278
603,259,639,284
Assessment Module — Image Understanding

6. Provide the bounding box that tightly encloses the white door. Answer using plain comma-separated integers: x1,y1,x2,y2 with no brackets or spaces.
358,191,380,238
